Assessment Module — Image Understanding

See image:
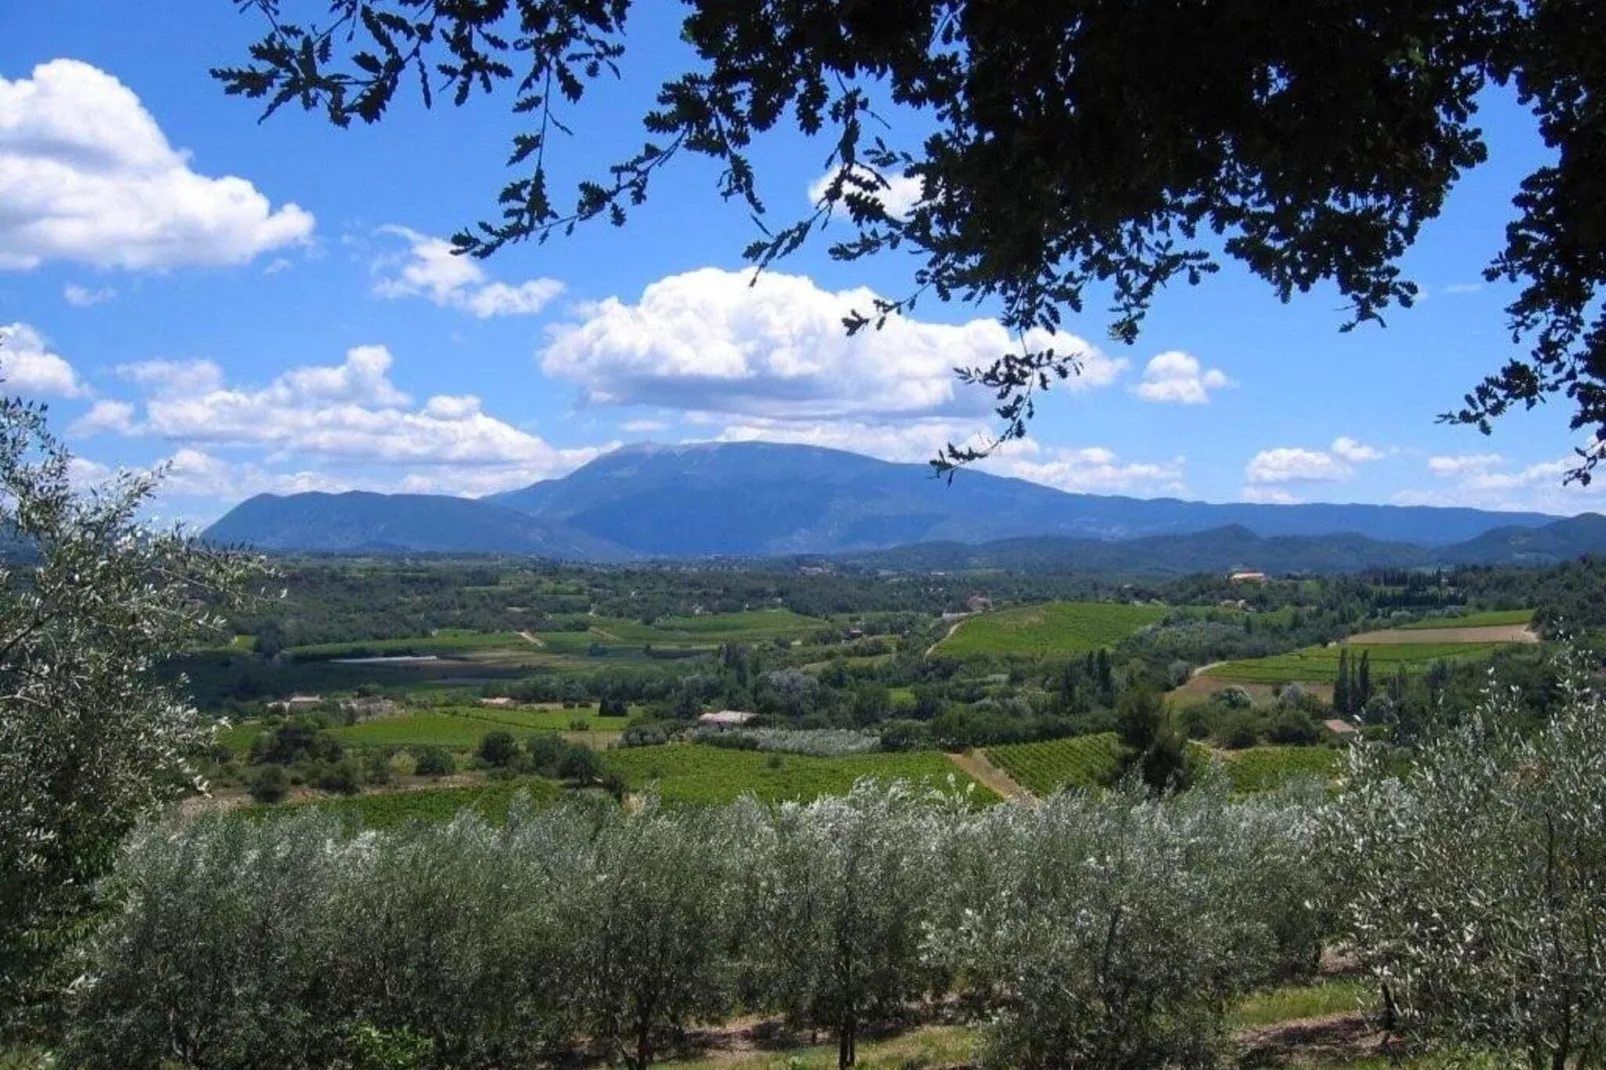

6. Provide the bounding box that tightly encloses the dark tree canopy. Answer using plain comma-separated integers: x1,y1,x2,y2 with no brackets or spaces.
217,1,1606,479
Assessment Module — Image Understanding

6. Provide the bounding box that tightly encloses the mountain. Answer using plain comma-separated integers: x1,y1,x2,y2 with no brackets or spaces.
205,441,1585,565
203,491,635,560
830,525,1439,574
485,441,1556,553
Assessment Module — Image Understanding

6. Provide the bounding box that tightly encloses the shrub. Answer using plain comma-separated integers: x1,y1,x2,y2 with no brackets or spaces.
317,759,362,795
248,764,289,804
1217,711,1261,750
413,747,454,777
1266,710,1319,746
477,731,519,768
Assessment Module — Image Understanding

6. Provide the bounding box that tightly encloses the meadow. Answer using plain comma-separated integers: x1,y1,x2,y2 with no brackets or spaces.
325,708,631,749
601,744,996,805
935,601,1167,658
1206,642,1504,684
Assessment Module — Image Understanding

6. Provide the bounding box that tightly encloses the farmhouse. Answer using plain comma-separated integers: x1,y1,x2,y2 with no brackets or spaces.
966,595,994,613
269,694,323,713
480,696,517,709
339,696,396,717
1323,718,1360,741
1229,570,1267,584
698,710,758,728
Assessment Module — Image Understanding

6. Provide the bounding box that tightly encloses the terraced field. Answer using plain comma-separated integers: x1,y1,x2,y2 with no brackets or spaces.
935,601,1166,658
1398,608,1534,629
602,744,995,806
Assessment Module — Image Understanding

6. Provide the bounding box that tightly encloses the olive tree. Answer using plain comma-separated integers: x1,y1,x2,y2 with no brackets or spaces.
0,398,261,1021
563,802,738,1070
741,780,947,1070
942,780,1319,1070
1329,656,1606,1069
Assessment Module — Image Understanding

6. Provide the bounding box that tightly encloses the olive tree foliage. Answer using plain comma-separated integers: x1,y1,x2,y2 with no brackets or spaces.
0,398,262,1015
67,781,1325,1070
1328,655,1606,1070
737,780,948,1070
940,778,1324,1070
217,1,1606,477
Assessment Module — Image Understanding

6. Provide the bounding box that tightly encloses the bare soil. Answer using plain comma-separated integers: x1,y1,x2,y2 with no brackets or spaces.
1235,1013,1394,1068
947,750,1036,804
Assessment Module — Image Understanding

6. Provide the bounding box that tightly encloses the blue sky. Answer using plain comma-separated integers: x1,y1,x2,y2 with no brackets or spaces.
1,2,1600,524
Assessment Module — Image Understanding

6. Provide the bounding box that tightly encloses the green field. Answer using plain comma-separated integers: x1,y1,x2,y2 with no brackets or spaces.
287,631,529,659
1398,608,1534,629
1206,642,1502,684
324,708,629,750
936,601,1167,658
250,777,564,828
985,734,1122,794
1207,745,1342,793
602,744,994,805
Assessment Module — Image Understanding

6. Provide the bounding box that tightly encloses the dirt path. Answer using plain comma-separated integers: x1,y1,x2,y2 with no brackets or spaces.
517,630,545,647
1234,1013,1388,1067
1191,660,1227,678
947,750,1036,805
925,616,970,657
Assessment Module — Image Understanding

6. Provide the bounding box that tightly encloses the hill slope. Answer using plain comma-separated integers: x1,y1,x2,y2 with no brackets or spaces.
204,491,635,560
486,441,1557,553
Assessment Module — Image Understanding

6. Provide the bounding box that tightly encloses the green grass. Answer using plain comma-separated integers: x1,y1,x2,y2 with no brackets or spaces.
1207,745,1343,793
1398,608,1534,629
1206,642,1503,684
935,601,1167,658
985,734,1122,795
287,631,528,659
249,777,564,828
1227,978,1374,1030
658,1026,976,1070
323,708,629,750
603,745,994,806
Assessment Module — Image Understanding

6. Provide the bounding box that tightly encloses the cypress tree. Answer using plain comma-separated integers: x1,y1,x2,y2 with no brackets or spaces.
1334,648,1351,715
1357,650,1372,712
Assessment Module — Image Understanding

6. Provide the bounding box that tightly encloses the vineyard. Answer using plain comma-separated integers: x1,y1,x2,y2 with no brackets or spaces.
601,744,995,805
1209,746,1342,793
1398,608,1534,629
936,601,1166,658
250,777,564,828
1205,642,1503,684
984,734,1122,795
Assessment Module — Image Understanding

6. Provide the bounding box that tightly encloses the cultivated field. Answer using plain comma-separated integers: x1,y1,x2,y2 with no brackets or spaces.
1205,642,1504,685
1343,624,1538,644
984,734,1122,794
602,744,995,805
1397,608,1535,629
935,601,1166,658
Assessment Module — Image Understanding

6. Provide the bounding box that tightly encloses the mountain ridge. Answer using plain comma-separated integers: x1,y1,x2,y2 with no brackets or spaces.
204,441,1584,568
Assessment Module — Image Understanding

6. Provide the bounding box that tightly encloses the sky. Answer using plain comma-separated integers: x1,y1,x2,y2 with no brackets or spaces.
1,2,1602,526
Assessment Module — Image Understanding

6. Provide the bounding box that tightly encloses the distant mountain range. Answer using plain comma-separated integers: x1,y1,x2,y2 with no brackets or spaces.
204,441,1605,572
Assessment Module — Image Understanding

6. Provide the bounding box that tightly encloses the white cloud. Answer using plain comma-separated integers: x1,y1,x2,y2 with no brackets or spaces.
372,225,564,317
1239,485,1299,505
1427,453,1504,477
63,282,115,306
714,417,989,464
0,322,88,396
1245,436,1387,490
542,267,1127,422
807,165,925,219
82,344,604,490
70,399,136,436
0,59,313,270
1331,436,1385,463
989,444,1187,496
1245,447,1352,485
1133,350,1230,404
263,257,293,275
621,418,669,433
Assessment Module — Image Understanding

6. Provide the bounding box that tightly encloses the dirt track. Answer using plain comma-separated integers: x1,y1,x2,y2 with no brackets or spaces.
947,750,1035,805
1343,624,1538,645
